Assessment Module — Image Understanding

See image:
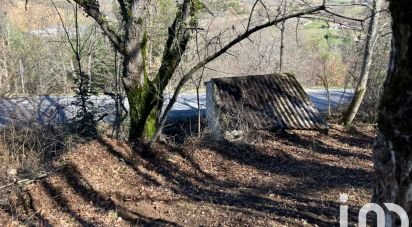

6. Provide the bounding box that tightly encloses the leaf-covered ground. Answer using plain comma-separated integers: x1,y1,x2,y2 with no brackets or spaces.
1,124,375,226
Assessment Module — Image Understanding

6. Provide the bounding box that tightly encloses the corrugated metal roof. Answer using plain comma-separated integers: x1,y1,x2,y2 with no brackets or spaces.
209,73,328,131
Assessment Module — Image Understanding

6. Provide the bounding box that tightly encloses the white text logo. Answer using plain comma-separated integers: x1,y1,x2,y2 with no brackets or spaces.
339,193,409,227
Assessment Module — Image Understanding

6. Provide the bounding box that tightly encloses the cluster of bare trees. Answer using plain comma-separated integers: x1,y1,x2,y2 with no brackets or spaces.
5,0,389,142
4,0,412,223
342,0,385,125
0,1,119,96
0,11,28,96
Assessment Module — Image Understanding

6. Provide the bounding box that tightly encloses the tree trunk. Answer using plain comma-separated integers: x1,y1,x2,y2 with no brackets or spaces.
0,40,7,93
373,0,412,225
121,1,159,141
74,0,324,142
120,0,197,141
342,0,383,125
196,85,201,136
87,53,92,91
279,0,287,73
125,77,159,141
19,59,25,94
279,21,285,73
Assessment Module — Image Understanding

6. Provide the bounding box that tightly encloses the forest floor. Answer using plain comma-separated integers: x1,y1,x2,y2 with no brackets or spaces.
0,123,376,226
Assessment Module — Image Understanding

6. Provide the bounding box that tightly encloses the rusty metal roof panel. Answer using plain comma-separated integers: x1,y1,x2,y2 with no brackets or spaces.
210,73,328,131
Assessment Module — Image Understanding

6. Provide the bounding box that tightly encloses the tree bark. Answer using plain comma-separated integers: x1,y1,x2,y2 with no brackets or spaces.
87,53,92,91
373,0,412,225
19,59,25,94
121,1,157,140
279,0,287,73
68,0,331,142
279,21,285,73
342,0,383,125
73,0,197,141
0,40,8,93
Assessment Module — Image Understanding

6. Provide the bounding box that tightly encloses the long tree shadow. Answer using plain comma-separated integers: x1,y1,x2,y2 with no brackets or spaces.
330,132,374,149
4,129,371,226
39,163,180,226
329,125,375,148
127,139,371,225
202,139,372,191
0,190,52,227
41,180,97,226
171,141,368,219
277,131,373,161
56,126,375,226
95,137,163,187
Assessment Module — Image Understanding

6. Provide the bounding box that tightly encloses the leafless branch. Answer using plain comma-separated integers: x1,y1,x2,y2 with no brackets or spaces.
70,0,126,54
324,8,366,22
51,0,76,54
0,169,60,190
326,3,372,9
299,16,364,31
151,3,327,142
247,0,260,31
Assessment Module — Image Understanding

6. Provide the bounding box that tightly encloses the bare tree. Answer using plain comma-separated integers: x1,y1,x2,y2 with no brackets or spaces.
191,24,213,137
0,38,10,96
19,59,25,94
317,57,332,117
342,0,384,125
151,1,328,143
278,0,287,73
64,0,199,141
52,0,98,136
23,0,372,143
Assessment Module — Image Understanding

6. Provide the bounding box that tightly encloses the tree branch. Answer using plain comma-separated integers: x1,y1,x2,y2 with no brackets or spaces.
246,0,260,31
116,0,129,21
0,169,61,190
151,4,326,142
152,0,195,93
300,16,363,31
72,0,126,55
324,8,366,22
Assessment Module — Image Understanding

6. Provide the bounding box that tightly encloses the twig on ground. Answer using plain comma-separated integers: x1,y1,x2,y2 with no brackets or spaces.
0,169,60,190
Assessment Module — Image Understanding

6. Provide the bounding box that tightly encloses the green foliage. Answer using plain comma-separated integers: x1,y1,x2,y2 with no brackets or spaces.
192,0,204,12
189,0,208,27
303,19,354,55
4,26,25,49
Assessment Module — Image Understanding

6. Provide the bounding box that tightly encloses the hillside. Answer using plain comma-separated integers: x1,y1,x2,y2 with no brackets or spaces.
0,124,375,226
2,0,114,32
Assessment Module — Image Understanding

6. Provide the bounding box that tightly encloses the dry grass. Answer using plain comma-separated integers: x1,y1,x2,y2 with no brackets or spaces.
0,125,72,182
0,124,79,226
0,123,376,226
